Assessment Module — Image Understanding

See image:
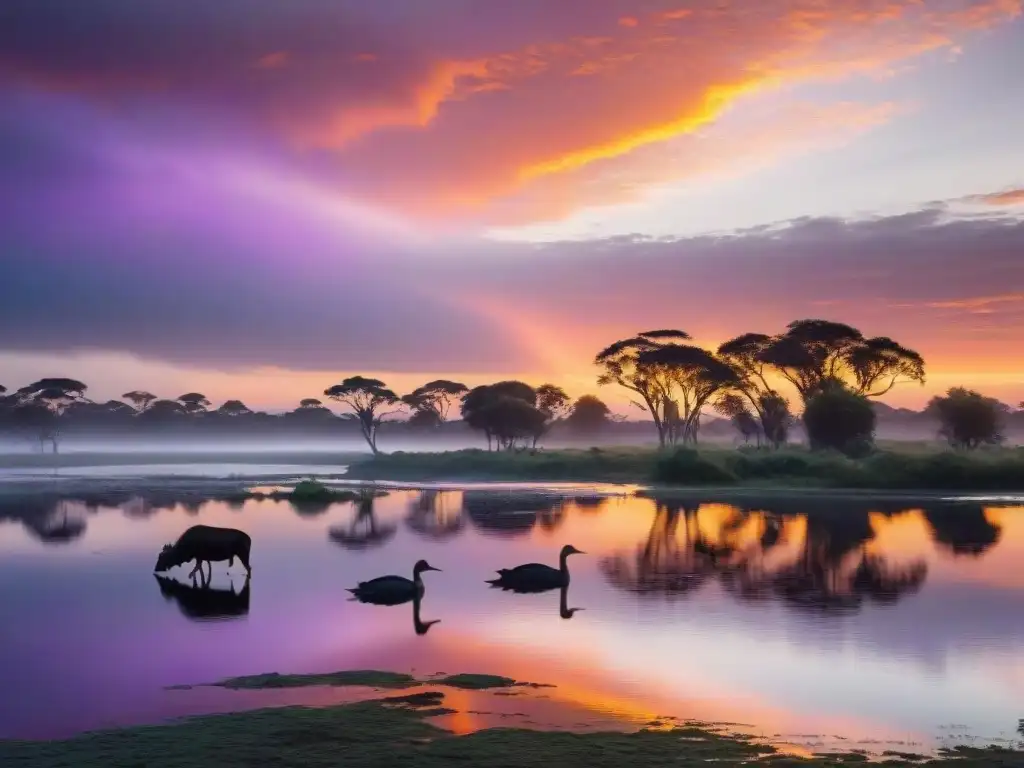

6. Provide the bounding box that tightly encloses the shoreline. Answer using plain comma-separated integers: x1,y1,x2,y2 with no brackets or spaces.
0,668,1018,766
0,473,1021,505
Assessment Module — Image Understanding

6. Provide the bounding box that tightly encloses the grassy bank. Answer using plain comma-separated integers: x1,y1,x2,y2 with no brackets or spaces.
1,670,1019,767
346,446,1024,492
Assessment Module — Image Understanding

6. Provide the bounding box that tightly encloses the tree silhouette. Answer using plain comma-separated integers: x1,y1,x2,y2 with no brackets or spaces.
461,381,544,451
122,391,157,412
324,376,400,454
595,330,690,447
402,380,468,426
638,344,738,444
715,393,763,446
14,378,89,453
217,400,252,417
565,394,612,436
138,399,187,422
925,387,1007,449
803,383,876,456
717,334,792,447
757,320,924,403
177,392,211,415
534,383,571,447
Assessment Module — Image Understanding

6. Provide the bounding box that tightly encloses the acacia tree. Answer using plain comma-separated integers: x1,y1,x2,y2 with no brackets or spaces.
461,381,544,451
14,378,89,453
716,393,762,446
324,376,400,454
402,380,468,427
757,320,925,403
122,391,157,412
595,330,691,447
637,344,738,445
717,333,792,448
533,383,571,447
177,392,211,415
218,400,252,417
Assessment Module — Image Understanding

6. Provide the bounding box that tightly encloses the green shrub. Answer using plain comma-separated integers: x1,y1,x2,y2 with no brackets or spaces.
651,448,737,485
803,387,876,457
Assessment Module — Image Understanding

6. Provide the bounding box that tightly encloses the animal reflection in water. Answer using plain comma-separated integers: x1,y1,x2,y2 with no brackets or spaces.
155,574,250,622
347,560,441,635
154,525,252,582
487,545,585,619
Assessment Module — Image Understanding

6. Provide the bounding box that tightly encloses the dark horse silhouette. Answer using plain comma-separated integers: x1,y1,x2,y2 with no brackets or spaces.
155,574,251,622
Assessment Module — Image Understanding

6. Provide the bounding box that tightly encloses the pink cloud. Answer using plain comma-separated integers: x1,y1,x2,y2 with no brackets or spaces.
1,0,1020,227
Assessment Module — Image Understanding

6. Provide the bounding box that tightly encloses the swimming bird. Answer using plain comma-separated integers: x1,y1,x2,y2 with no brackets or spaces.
347,560,441,605
486,545,584,591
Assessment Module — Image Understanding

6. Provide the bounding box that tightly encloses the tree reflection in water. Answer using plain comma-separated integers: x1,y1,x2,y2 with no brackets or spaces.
405,490,464,540
923,506,1002,557
462,492,568,539
599,497,961,614
328,493,397,550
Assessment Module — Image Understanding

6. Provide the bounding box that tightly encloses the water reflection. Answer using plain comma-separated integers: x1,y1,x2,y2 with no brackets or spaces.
600,497,932,613
328,493,397,550
349,578,441,637
1,484,1023,746
462,492,567,538
155,574,251,622
405,490,464,540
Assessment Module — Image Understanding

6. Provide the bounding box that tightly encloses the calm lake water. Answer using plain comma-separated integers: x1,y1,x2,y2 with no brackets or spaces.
1,481,1022,752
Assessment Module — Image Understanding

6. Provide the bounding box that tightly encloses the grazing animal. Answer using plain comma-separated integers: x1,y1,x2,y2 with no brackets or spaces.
486,544,584,591
347,559,440,604
154,525,252,581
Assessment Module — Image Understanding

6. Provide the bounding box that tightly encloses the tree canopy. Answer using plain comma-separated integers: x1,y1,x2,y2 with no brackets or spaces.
926,387,1006,449
402,380,468,426
324,376,400,454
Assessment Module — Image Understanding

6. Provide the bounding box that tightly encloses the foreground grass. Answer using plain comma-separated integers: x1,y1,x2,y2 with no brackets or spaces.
2,688,1020,767
346,446,1024,492
204,670,519,691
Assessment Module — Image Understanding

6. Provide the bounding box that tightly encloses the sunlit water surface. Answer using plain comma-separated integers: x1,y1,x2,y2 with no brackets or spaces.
1,482,1022,754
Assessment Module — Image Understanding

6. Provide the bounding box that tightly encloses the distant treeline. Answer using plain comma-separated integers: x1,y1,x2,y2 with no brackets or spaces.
1,319,1021,455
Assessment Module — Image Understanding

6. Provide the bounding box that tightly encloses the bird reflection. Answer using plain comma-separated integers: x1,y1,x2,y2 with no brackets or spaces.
487,566,584,620
155,573,250,622
348,582,441,636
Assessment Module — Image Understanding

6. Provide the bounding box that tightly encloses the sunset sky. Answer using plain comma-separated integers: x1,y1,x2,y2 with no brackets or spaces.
1,0,1022,412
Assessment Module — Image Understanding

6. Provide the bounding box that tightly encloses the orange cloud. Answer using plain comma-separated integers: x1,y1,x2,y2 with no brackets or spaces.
916,293,1024,310
298,0,1020,224
971,188,1024,206
661,9,694,21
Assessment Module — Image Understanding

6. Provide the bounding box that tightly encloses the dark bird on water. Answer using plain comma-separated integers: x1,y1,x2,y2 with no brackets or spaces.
486,544,584,591
347,559,441,605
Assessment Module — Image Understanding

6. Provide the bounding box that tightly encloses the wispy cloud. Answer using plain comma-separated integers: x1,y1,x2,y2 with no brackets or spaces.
968,188,1024,206
1,0,1019,225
